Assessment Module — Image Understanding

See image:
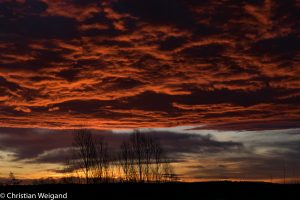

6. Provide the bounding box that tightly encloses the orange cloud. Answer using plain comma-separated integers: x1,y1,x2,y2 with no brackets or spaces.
0,0,299,131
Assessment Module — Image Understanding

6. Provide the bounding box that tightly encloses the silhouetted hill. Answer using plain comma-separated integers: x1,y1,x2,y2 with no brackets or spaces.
1,182,299,200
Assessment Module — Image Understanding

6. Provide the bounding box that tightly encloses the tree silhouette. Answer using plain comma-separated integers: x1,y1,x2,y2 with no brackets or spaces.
70,129,111,184
67,129,177,183
93,138,110,183
119,130,176,183
72,129,96,184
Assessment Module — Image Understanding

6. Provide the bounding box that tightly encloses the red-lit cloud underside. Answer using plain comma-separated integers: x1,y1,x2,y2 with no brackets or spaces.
0,0,299,130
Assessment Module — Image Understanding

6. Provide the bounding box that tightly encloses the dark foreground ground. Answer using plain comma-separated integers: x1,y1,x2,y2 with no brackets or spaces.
1,182,299,200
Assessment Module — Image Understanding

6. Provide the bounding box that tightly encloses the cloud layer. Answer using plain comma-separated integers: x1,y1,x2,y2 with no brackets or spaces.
1,127,300,181
0,0,299,130
0,128,242,164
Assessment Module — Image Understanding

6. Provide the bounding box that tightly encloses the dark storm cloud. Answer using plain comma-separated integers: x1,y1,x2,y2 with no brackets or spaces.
0,128,243,164
0,128,74,161
0,0,299,131
155,131,243,155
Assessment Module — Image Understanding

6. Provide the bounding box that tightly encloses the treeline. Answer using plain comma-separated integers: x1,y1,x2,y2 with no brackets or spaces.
62,130,178,184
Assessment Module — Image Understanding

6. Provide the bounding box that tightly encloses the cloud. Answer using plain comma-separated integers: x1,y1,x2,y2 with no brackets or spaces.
189,154,300,180
1,127,300,181
0,0,299,131
191,119,300,131
0,128,243,164
14,106,31,113
181,129,300,181
0,0,299,182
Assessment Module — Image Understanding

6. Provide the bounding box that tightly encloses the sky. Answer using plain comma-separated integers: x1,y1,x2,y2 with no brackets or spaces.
0,0,299,182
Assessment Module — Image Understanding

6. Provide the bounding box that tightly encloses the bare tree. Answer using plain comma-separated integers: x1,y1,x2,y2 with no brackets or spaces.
70,129,111,184
93,139,110,183
119,141,137,182
66,129,176,184
72,129,97,184
119,130,176,183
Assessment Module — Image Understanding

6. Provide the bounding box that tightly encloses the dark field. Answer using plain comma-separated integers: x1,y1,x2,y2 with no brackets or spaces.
1,182,300,200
